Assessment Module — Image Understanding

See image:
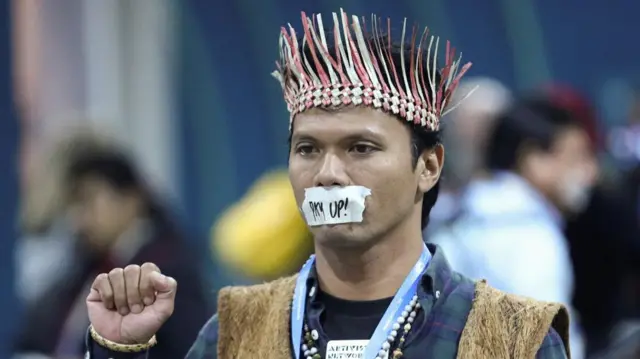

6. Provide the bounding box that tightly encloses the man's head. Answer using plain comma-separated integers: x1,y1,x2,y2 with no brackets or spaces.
485,97,598,213
289,107,443,247
20,126,123,234
444,77,511,187
277,12,471,248
67,151,147,249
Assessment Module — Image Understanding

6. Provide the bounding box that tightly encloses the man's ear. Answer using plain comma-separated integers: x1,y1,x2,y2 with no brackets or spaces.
417,144,444,194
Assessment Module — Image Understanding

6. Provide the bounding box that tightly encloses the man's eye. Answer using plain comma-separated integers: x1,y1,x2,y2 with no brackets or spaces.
296,145,316,155
351,144,376,154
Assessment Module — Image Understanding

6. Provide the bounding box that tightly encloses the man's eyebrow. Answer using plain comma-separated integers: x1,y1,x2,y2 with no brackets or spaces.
291,129,384,143
290,133,317,143
340,132,384,142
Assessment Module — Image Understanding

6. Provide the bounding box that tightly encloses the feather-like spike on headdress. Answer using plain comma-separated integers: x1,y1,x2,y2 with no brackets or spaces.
272,9,475,131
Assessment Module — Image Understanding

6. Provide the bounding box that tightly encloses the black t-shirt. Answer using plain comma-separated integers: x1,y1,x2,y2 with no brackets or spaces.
315,289,393,355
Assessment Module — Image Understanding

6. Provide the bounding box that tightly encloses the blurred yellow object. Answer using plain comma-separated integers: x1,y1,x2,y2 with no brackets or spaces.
212,170,312,280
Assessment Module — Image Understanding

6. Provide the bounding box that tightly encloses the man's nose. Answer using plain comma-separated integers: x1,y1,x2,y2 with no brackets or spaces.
313,153,349,187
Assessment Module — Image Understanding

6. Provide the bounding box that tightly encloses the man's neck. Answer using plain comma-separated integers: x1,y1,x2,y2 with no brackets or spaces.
314,228,425,301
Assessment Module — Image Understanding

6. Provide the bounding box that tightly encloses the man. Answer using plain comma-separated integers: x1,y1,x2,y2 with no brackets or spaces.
84,10,570,358
13,132,212,358
430,95,598,358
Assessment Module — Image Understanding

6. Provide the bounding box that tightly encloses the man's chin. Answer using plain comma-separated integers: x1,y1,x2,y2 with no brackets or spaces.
310,222,355,235
311,224,372,248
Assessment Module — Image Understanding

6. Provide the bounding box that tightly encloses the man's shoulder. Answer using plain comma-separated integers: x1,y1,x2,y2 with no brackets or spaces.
438,270,479,310
437,270,476,313
538,326,569,354
186,314,220,359
212,277,297,358
460,280,570,357
218,274,298,301
216,275,298,329
197,314,220,343
477,280,568,314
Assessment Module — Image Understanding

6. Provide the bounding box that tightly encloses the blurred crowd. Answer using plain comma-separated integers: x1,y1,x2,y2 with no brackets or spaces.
5,2,639,359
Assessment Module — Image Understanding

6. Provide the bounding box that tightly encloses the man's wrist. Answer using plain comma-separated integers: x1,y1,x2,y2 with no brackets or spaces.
85,326,150,359
89,325,157,352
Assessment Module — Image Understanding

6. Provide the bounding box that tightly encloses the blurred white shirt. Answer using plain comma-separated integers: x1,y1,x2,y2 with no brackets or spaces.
429,172,585,358
16,221,76,303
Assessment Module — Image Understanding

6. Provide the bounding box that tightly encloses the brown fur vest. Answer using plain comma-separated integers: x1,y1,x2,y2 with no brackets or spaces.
216,276,570,358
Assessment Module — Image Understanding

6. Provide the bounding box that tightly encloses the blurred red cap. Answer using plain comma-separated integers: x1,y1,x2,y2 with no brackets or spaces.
542,83,601,151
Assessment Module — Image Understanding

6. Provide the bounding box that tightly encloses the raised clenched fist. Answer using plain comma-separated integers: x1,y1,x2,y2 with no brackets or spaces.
86,262,177,344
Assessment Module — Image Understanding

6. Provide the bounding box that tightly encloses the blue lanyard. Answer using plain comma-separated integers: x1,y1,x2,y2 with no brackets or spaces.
291,244,431,359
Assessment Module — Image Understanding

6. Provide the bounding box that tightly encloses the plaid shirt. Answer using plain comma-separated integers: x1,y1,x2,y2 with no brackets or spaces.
88,244,568,358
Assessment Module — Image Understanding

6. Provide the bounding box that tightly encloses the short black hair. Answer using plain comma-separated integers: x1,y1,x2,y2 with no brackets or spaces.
66,150,175,231
67,151,142,193
287,32,443,230
485,96,582,172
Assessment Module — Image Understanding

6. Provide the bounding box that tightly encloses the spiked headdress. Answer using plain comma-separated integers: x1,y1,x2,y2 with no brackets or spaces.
272,9,475,131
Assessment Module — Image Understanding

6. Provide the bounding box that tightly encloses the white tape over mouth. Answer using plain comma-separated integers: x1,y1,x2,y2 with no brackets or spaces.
301,186,372,226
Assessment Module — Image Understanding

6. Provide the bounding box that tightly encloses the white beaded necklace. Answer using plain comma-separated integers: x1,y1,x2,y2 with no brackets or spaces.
300,289,422,359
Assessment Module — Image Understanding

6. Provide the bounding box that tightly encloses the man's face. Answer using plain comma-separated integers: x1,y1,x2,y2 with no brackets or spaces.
69,176,137,250
551,128,599,212
527,127,598,213
445,108,496,186
288,107,442,248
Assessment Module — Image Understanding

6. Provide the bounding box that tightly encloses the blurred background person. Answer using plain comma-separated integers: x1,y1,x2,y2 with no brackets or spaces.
13,129,212,359
608,87,640,234
429,95,600,358
16,125,120,304
548,85,640,355
428,77,512,233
